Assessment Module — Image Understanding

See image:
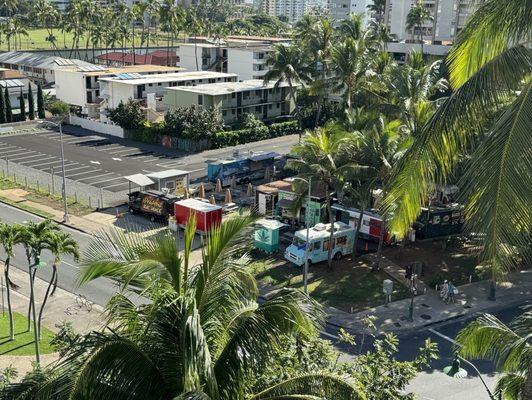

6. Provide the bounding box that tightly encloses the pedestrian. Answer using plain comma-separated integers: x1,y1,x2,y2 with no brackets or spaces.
440,280,449,302
448,281,457,304
405,264,412,282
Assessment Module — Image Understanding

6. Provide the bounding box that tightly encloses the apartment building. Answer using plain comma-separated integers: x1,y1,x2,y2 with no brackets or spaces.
98,71,237,120
55,64,181,118
179,43,227,73
0,52,93,84
259,0,306,22
329,0,374,24
384,0,474,44
163,80,296,125
226,46,274,81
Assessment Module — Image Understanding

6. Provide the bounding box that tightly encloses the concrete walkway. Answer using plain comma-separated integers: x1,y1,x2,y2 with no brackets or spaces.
1,265,106,377
326,269,532,334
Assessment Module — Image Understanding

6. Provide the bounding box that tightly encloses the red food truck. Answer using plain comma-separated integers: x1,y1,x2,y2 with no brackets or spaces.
173,198,223,234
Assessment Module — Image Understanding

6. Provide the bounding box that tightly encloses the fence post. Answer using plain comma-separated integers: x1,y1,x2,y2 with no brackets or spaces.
51,166,55,194
13,173,16,183
100,188,103,209
5,157,8,174
74,192,78,204
48,183,51,195
97,199,101,210
89,196,92,208
24,176,27,188
36,180,39,191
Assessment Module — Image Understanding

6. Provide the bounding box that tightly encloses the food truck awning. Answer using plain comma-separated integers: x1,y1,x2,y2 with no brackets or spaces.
124,174,155,186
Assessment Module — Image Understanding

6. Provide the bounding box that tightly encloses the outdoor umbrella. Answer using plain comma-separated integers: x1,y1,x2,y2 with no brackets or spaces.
199,183,206,199
209,195,216,205
247,183,253,197
225,188,233,203
216,179,223,192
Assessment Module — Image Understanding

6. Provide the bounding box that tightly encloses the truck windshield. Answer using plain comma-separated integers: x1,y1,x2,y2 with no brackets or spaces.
292,237,306,247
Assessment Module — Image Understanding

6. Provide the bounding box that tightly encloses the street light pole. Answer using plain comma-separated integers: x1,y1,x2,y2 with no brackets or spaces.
58,122,69,223
444,353,497,400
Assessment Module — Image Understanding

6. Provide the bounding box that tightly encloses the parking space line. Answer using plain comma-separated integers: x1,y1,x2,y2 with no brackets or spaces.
7,153,43,161
1,147,25,155
109,148,141,155
77,172,115,182
98,145,123,152
20,156,56,165
101,181,130,190
66,169,102,178
27,159,65,168
63,165,92,173
39,132,58,138
66,138,101,145
86,175,123,185
156,160,183,167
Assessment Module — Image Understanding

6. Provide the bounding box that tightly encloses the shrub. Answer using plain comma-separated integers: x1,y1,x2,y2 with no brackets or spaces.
164,106,224,140
48,100,70,116
108,99,145,130
214,130,241,148
269,120,299,137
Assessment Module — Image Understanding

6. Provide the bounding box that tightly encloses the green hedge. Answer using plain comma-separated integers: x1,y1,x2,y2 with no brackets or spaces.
127,120,300,150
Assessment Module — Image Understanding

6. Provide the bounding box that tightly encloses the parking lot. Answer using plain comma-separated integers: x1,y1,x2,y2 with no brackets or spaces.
0,126,298,194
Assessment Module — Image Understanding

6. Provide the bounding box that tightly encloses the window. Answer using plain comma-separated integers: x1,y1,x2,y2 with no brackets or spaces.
313,241,320,250
148,83,153,87
243,91,249,99
255,90,261,96
276,103,280,108
255,106,261,112
198,95,203,105
268,104,272,109
336,236,347,246
222,110,227,116
231,92,236,98
231,109,236,115
157,83,162,86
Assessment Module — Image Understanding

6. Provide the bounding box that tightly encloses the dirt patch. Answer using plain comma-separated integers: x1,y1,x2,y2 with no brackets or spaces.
383,238,480,288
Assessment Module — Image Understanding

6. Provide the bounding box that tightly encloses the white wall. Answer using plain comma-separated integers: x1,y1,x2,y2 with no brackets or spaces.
227,49,254,81
179,46,201,71
55,69,87,108
106,81,135,109
69,114,125,138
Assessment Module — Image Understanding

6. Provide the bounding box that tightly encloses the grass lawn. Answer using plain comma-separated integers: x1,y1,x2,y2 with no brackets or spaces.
251,256,410,313
0,176,93,217
0,312,56,356
2,29,171,52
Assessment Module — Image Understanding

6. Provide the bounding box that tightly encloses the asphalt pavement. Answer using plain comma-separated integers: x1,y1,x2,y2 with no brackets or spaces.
0,125,299,193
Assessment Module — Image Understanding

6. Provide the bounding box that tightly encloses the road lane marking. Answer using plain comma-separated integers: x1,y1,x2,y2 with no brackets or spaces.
98,145,123,152
112,157,122,161
90,161,101,165
428,328,460,345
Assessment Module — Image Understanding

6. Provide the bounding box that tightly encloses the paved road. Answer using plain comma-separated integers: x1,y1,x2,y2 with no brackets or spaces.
0,125,299,193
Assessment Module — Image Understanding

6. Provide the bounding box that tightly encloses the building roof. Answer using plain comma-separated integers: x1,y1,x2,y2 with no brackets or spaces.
60,64,182,76
146,169,190,180
99,71,237,86
166,79,290,96
0,68,26,79
96,50,179,66
0,51,93,70
0,79,25,88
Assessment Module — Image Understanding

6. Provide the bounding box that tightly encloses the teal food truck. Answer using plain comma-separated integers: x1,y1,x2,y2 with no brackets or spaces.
284,222,355,266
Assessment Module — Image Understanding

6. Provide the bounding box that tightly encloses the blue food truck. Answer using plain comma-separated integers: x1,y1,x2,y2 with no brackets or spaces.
207,151,280,186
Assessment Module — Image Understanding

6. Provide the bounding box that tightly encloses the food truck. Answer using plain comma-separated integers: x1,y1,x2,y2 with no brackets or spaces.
413,204,465,239
172,198,223,234
332,204,391,243
207,151,279,186
128,190,179,222
284,222,355,266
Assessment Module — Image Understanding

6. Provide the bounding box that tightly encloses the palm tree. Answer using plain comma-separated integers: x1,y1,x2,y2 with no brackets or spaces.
366,0,386,21
5,216,364,399
263,44,312,139
456,310,532,399
33,0,60,53
0,223,25,341
405,1,433,55
37,231,79,339
144,0,159,55
18,219,59,332
289,126,366,268
0,0,18,17
383,0,532,299
331,37,368,114
338,13,363,41
294,14,317,45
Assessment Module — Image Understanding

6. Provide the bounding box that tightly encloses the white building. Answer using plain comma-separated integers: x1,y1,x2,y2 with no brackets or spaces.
163,79,297,125
0,52,94,84
98,71,238,121
227,46,273,81
55,64,181,118
259,0,306,23
328,0,373,24
384,0,474,44
178,43,227,73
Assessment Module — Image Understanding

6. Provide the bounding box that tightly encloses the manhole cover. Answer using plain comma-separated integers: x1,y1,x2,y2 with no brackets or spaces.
421,303,431,308
394,322,402,327
420,314,432,320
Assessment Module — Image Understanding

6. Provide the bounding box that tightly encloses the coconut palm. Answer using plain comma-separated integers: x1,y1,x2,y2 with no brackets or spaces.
366,0,386,21
405,1,433,55
294,14,317,45
5,216,364,399
37,231,79,339
338,13,363,41
289,126,367,268
0,223,25,341
33,0,60,52
383,0,532,299
264,44,312,138
0,0,18,17
456,310,532,399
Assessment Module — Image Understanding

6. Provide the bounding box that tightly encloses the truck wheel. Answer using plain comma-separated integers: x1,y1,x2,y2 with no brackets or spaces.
334,252,342,261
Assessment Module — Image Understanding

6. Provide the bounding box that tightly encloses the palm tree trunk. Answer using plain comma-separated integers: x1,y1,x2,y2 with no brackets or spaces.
353,209,364,258
287,79,302,142
132,24,136,65
194,33,199,71
326,191,334,269
50,270,58,296
4,257,14,340
37,264,56,340
26,268,36,332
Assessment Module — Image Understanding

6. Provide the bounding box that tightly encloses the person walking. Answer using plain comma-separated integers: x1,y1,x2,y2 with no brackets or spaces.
440,280,449,302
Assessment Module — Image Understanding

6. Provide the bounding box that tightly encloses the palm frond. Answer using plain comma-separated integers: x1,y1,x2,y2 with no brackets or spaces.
250,373,365,400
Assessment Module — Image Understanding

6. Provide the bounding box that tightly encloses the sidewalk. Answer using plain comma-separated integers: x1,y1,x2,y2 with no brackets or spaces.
326,269,532,334
1,265,106,377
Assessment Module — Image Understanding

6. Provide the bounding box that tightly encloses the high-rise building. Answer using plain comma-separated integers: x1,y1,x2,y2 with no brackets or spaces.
328,0,374,25
383,0,473,44
259,0,306,23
